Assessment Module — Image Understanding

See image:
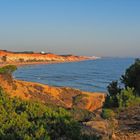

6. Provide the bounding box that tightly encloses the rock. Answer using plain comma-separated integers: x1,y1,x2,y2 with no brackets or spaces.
82,120,112,139
115,105,140,140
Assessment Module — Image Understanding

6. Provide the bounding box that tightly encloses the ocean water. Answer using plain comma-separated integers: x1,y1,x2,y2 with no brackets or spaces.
14,58,135,92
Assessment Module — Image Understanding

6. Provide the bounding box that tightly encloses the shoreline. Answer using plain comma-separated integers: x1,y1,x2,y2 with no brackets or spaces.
0,56,105,111
0,59,91,67
0,72,105,111
0,58,103,94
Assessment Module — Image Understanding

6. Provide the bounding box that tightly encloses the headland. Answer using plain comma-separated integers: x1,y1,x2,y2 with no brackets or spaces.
0,50,96,67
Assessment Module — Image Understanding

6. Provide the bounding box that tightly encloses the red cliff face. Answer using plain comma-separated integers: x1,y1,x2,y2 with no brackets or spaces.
0,50,88,63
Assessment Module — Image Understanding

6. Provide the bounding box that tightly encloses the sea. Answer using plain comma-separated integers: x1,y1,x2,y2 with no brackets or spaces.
14,58,135,93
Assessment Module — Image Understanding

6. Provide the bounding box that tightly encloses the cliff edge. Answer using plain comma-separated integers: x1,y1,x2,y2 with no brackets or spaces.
0,50,90,64
0,73,105,112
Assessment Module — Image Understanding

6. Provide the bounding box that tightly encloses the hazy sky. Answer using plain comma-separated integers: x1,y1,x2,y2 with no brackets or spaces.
0,0,140,57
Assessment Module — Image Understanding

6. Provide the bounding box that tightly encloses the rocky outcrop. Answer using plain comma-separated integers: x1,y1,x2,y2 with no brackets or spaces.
81,105,140,140
114,105,140,140
0,73,105,112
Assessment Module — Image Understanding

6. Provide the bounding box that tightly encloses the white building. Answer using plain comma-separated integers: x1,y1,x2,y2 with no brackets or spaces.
40,51,45,54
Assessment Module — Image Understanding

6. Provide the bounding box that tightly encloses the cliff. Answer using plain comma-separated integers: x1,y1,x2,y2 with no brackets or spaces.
0,73,105,112
0,50,89,64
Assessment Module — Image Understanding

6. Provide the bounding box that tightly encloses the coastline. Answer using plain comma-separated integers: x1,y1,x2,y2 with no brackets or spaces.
0,71,105,111
0,55,105,112
0,59,91,67
0,49,98,68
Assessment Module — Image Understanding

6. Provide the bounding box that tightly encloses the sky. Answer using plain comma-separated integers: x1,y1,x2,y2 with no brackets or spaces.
0,0,140,57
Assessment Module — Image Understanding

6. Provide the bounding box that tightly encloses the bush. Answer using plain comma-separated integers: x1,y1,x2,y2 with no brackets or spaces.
117,87,140,108
0,88,81,140
101,109,115,119
121,59,140,96
104,59,140,109
0,65,17,75
103,81,121,108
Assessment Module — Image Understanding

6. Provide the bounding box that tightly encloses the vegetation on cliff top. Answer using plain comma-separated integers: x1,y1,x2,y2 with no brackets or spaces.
0,87,83,140
0,65,17,75
121,58,140,96
102,59,140,119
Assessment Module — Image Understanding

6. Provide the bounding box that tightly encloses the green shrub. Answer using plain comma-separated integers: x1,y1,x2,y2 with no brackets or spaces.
101,109,115,119
104,59,140,109
130,97,140,106
117,87,140,108
121,58,140,96
104,81,121,108
0,65,17,75
0,88,81,140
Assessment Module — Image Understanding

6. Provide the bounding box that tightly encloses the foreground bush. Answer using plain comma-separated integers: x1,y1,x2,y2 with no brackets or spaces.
103,81,121,108
0,88,81,140
121,58,140,96
104,59,140,110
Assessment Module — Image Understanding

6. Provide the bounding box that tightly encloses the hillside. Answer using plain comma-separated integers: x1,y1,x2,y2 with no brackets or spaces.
0,70,105,112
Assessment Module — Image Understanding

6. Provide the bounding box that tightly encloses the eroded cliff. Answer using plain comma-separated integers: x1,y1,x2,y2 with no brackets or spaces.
0,50,89,63
0,73,105,112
